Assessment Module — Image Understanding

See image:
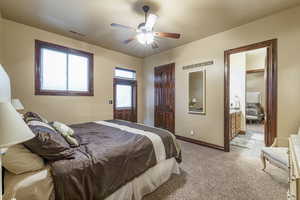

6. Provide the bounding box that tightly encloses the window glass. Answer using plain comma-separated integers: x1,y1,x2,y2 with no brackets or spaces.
41,49,67,91
116,85,132,108
115,68,136,79
36,40,93,96
68,54,89,91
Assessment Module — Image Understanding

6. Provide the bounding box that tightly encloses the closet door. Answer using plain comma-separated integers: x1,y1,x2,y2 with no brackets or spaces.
154,63,175,133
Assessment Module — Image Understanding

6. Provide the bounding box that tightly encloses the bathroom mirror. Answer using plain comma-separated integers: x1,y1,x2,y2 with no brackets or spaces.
188,70,206,114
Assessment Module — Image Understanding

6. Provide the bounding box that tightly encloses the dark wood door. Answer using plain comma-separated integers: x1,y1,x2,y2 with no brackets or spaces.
154,63,175,133
113,78,137,122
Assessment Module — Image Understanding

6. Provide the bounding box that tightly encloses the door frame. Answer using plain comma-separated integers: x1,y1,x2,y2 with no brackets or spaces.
154,63,175,133
113,78,137,122
224,39,278,152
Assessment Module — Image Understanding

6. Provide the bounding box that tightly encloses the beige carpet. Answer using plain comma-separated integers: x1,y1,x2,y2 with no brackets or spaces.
144,140,288,200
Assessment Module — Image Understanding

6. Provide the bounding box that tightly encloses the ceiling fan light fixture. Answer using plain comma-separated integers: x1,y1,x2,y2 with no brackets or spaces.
145,14,158,31
137,32,154,45
111,5,181,48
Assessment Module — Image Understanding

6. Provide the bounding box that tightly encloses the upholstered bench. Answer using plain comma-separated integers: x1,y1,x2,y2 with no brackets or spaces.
261,137,289,172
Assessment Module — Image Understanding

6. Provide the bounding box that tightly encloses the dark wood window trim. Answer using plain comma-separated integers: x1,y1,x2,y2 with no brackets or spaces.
224,39,278,152
35,40,94,96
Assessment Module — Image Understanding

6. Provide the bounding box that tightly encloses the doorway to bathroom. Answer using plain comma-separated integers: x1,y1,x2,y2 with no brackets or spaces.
224,39,277,153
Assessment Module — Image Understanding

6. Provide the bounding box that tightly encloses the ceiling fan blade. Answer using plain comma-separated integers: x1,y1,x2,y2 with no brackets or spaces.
145,14,158,30
154,32,181,39
152,43,159,49
111,23,136,31
123,37,135,44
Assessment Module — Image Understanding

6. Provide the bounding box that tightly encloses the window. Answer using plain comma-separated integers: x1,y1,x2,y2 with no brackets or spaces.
116,85,132,108
114,68,137,111
115,68,136,80
35,40,93,96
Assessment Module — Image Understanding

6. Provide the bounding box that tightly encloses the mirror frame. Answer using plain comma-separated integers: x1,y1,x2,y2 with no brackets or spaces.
188,69,206,115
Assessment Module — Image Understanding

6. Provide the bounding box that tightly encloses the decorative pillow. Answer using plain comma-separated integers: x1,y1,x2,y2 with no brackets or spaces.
24,112,48,123
2,144,45,174
52,121,74,136
51,121,79,147
64,135,79,147
24,120,75,161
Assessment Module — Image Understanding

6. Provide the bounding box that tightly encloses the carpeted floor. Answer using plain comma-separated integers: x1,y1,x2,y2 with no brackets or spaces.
144,140,288,200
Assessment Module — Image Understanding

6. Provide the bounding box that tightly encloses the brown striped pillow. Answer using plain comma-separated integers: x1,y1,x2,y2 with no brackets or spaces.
24,120,74,161
24,112,48,123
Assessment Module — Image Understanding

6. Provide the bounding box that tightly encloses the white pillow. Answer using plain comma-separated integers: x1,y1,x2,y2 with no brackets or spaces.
2,144,45,174
298,127,300,135
52,121,79,147
52,121,74,136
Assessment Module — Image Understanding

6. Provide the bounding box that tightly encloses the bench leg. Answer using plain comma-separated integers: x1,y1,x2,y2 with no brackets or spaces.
261,154,266,171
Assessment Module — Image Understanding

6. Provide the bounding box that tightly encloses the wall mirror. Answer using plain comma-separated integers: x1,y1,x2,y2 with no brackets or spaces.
188,70,206,114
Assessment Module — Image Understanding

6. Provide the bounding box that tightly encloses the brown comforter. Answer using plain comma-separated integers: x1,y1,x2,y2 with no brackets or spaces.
50,120,181,200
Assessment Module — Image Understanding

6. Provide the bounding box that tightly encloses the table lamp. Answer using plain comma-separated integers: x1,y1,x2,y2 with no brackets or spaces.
0,102,35,199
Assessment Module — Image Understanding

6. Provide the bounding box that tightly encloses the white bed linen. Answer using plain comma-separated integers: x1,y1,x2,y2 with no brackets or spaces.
4,166,54,200
4,158,180,200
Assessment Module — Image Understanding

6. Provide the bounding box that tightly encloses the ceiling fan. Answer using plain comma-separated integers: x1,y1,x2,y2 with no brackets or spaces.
111,5,181,49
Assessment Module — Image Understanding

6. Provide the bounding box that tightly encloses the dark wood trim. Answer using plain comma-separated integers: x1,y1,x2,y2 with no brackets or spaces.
176,135,225,151
2,167,4,195
224,39,278,152
35,40,94,96
246,69,265,74
113,78,137,122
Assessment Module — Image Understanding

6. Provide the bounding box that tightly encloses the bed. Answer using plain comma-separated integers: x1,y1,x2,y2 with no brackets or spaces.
0,65,181,200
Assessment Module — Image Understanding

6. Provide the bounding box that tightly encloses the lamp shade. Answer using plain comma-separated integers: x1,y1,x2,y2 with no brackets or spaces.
11,98,24,110
0,102,34,148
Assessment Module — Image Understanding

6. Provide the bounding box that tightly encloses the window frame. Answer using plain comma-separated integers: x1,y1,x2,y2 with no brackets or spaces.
35,40,94,96
114,67,136,80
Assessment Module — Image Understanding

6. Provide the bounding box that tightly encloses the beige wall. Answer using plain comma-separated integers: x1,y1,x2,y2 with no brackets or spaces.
143,6,300,147
0,11,3,64
245,49,266,110
230,52,246,131
2,19,143,124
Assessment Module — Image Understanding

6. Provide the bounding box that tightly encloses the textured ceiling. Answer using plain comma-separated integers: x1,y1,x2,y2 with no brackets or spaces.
0,0,299,58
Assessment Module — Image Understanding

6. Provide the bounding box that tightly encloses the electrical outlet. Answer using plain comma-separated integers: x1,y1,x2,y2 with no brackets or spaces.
190,130,194,135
